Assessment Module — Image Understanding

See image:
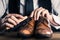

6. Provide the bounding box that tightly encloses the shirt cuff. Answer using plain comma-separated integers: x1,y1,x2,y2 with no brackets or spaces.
52,14,60,25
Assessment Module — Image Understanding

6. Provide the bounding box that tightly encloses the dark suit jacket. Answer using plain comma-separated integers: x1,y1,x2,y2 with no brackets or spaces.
2,0,52,18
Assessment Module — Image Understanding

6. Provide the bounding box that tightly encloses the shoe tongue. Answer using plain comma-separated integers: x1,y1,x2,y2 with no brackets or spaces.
37,16,48,24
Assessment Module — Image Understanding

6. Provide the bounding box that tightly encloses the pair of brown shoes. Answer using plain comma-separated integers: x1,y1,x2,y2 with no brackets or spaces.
18,16,53,38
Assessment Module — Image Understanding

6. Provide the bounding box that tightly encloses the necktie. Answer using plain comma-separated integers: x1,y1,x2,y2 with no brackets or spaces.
25,0,33,16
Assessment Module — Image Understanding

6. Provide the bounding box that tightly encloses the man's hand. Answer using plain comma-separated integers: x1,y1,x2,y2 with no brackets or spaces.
30,7,60,26
1,14,28,30
30,7,51,20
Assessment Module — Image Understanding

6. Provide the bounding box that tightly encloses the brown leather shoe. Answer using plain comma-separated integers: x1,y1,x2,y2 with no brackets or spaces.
35,16,53,38
18,18,35,37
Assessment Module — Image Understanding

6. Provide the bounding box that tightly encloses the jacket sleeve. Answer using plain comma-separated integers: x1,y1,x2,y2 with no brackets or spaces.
0,0,9,18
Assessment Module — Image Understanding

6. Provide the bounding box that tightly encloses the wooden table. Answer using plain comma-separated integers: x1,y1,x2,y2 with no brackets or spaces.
0,32,60,40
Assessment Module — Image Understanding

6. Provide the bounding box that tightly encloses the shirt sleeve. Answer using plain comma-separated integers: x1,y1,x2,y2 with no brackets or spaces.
51,14,60,29
52,14,60,25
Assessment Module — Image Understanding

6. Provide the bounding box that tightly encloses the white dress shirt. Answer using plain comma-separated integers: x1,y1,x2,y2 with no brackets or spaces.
51,0,60,29
0,0,8,18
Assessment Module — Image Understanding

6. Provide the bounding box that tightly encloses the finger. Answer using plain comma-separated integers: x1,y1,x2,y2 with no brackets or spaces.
5,23,14,28
12,14,24,19
34,12,37,20
19,16,28,23
22,16,28,20
1,23,14,30
19,19,23,23
34,7,43,20
42,10,49,17
30,11,34,17
30,7,42,20
37,8,45,20
7,18,17,25
34,8,39,20
6,27,10,30
10,16,19,24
